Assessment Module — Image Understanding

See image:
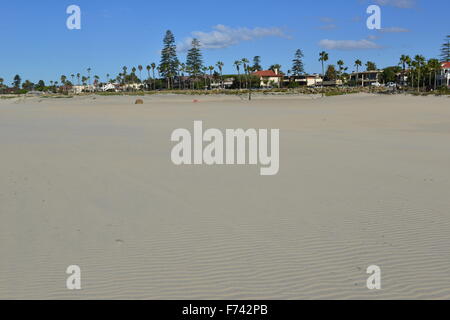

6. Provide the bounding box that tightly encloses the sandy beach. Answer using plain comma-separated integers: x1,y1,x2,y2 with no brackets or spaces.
1,93,450,299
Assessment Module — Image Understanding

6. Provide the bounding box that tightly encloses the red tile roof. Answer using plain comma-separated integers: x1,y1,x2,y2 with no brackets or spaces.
441,62,450,69
252,70,283,77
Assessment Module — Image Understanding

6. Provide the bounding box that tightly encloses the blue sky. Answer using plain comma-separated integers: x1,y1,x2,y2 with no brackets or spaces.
0,0,448,84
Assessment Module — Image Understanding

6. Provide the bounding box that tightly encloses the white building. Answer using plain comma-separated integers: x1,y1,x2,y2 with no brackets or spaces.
101,83,118,92
123,83,143,91
439,62,450,87
70,85,84,94
70,85,96,94
283,74,323,87
210,78,234,89
252,69,283,88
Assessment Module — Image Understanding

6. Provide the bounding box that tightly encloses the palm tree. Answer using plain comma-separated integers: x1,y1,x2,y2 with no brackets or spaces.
208,66,214,89
241,58,250,89
76,73,81,86
60,75,67,86
354,59,362,87
319,51,329,96
201,66,208,89
71,74,75,84
234,60,242,89
424,63,432,90
144,66,150,90
106,74,110,83
216,61,224,89
399,55,411,87
87,68,92,85
269,64,282,73
427,59,441,90
411,60,418,89
122,66,128,84
0,78,4,93
151,63,156,90
138,65,143,83
319,51,329,76
146,65,151,79
414,55,425,92
246,65,254,98
405,58,413,87
337,60,345,80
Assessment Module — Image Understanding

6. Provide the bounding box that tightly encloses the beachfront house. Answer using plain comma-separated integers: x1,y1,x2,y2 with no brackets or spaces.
122,83,143,91
70,84,97,94
350,70,382,87
210,77,234,89
252,69,283,88
438,62,450,87
101,83,117,92
283,74,323,87
70,85,84,94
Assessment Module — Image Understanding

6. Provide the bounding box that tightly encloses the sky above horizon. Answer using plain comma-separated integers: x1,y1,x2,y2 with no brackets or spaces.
0,0,448,84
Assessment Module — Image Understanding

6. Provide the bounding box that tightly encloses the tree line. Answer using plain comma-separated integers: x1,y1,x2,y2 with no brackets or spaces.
0,34,448,94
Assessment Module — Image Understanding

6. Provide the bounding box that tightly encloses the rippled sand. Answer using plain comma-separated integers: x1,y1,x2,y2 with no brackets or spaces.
1,93,450,299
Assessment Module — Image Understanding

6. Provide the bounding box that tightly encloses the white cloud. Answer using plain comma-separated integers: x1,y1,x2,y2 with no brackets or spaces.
373,0,415,8
178,25,288,51
378,27,410,33
319,39,382,50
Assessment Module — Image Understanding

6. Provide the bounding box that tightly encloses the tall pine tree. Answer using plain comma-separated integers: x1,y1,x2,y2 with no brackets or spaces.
440,35,450,62
186,38,203,81
292,49,305,76
252,56,262,71
159,30,179,89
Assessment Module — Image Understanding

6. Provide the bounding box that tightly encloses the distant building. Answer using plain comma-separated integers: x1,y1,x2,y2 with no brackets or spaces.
70,84,96,94
71,85,84,94
350,70,382,87
438,62,450,87
283,74,323,87
101,83,118,92
322,79,344,87
252,69,283,88
123,83,142,91
211,77,234,89
396,69,410,86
